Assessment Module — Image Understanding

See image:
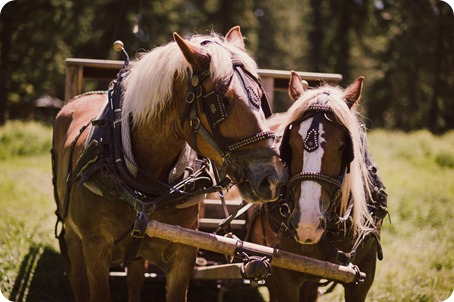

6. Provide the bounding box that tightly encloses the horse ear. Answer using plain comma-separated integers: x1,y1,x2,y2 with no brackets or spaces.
173,32,210,72
288,71,308,102
225,26,245,51
343,76,364,108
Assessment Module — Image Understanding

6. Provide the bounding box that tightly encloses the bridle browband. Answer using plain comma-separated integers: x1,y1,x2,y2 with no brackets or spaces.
183,55,277,180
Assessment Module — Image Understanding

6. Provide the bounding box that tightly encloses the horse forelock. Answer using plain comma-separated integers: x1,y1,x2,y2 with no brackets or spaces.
190,34,259,84
283,85,374,234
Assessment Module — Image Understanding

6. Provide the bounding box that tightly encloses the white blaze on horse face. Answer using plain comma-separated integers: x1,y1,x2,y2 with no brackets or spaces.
296,117,325,243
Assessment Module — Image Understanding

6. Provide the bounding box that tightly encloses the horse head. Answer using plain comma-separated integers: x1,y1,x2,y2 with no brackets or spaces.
281,72,372,244
173,27,287,203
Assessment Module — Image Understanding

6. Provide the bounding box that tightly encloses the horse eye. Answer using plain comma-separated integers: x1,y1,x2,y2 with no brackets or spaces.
216,82,229,94
337,142,345,152
222,96,231,108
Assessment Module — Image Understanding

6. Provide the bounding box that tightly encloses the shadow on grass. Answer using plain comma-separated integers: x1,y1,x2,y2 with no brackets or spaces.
10,246,265,302
10,245,73,302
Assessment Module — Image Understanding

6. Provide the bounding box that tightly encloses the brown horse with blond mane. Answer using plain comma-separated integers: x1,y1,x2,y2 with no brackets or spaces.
248,72,388,301
52,26,286,302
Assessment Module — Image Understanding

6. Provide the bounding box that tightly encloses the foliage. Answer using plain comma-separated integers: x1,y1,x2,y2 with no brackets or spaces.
0,1,453,129
0,121,52,160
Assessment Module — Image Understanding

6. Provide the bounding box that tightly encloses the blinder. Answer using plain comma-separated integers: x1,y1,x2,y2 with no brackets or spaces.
232,59,272,118
279,123,293,167
202,89,227,128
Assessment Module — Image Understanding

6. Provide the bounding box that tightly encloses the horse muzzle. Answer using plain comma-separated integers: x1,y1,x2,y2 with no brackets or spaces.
288,213,326,245
231,156,287,203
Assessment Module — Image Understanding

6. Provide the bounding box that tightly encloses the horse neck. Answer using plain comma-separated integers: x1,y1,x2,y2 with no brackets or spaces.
129,117,186,182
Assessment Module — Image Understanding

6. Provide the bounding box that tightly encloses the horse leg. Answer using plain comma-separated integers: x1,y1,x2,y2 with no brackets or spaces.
163,245,197,302
344,242,378,302
82,238,113,302
65,227,90,302
343,262,376,302
126,258,145,302
267,268,302,302
299,280,320,302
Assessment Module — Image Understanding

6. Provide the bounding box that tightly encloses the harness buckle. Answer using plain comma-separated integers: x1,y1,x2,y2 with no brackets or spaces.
279,203,291,217
195,85,203,98
240,254,271,282
190,118,201,131
223,152,233,165
186,91,195,103
131,211,148,238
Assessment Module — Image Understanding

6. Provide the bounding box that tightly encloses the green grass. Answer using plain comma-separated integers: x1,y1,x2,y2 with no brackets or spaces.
365,130,454,302
0,121,53,160
0,120,59,299
0,121,453,301
320,129,454,302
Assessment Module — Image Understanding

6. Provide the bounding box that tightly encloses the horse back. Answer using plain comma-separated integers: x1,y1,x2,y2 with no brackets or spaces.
53,93,107,208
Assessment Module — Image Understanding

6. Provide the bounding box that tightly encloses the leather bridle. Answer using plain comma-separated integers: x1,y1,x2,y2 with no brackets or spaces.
280,103,355,219
183,57,277,181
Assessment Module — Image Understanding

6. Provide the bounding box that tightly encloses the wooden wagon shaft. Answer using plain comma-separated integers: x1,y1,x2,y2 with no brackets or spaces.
146,220,365,283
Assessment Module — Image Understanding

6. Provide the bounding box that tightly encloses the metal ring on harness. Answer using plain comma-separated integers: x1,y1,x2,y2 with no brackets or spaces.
190,118,201,130
239,252,272,282
279,203,291,217
352,264,365,284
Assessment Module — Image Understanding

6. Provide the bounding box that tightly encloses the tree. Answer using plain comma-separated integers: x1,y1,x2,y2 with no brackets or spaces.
366,0,454,131
1,0,453,132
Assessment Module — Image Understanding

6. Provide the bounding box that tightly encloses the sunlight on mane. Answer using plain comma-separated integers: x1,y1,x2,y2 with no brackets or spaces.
282,84,374,234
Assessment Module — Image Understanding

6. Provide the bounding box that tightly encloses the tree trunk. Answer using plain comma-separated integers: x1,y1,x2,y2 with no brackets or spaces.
0,4,14,125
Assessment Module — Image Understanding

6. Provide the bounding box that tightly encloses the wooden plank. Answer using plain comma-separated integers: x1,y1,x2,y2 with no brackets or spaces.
65,58,123,69
192,263,243,280
146,220,365,284
64,64,83,102
258,68,342,83
199,218,246,231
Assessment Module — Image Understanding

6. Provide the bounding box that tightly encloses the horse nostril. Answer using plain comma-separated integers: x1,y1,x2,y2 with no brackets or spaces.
259,175,277,195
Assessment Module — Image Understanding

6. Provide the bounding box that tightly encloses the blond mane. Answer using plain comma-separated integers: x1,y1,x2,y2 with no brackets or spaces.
281,84,374,234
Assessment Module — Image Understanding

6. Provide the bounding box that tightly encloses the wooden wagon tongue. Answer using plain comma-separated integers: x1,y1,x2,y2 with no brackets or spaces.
146,220,366,284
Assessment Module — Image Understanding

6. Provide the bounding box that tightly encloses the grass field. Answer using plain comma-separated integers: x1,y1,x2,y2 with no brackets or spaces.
0,121,453,301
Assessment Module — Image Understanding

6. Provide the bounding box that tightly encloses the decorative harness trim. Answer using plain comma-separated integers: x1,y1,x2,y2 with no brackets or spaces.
228,131,275,152
287,171,343,194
